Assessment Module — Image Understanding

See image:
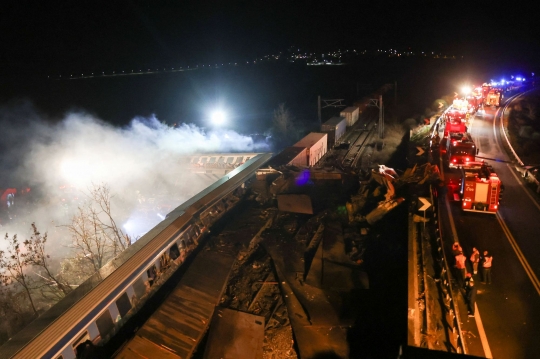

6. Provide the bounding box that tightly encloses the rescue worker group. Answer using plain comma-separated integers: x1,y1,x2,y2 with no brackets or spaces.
452,243,493,317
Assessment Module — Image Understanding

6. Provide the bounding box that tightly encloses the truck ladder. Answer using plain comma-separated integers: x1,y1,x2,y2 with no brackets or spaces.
489,184,498,204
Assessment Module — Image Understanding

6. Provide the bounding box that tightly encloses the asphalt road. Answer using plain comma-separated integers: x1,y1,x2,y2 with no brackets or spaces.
439,97,540,359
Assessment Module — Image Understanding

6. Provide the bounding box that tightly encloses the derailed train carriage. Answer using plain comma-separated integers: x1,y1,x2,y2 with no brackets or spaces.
0,154,271,359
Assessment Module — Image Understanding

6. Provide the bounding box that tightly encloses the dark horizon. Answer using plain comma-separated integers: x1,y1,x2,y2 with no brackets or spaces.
2,1,540,79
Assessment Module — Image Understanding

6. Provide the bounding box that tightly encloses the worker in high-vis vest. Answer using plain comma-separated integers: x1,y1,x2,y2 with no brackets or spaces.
481,250,493,284
470,247,480,275
455,251,467,280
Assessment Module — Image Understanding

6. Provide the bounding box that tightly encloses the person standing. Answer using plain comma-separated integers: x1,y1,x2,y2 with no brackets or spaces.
466,279,477,317
481,251,493,284
470,247,480,275
455,251,467,280
452,242,463,257
464,272,473,289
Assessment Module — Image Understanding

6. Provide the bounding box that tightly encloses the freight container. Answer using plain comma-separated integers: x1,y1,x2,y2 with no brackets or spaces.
265,147,307,168
321,116,346,147
340,106,360,127
293,132,328,167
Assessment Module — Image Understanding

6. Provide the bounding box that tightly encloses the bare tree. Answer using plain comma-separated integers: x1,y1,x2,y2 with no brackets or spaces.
272,103,296,140
0,234,38,315
89,185,131,255
24,223,72,299
0,286,36,344
62,184,132,283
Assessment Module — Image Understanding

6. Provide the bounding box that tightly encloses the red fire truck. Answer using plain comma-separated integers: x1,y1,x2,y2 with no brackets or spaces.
484,88,503,107
443,111,467,137
481,83,491,100
446,132,477,168
459,162,502,213
466,90,483,112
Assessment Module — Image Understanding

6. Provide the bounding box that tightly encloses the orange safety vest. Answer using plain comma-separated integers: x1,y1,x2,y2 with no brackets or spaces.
483,256,493,268
470,251,480,263
456,254,466,269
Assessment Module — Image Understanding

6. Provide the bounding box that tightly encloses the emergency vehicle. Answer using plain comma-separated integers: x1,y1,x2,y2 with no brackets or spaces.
466,88,483,112
443,111,467,137
446,132,477,168
481,83,491,100
484,88,503,107
459,162,502,213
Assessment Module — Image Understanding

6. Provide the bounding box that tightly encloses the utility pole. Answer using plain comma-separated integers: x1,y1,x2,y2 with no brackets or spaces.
318,95,322,125
368,96,384,139
379,95,384,139
394,81,397,107
317,96,346,126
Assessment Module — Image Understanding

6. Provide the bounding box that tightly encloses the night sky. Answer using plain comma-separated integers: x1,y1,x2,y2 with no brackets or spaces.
1,1,539,78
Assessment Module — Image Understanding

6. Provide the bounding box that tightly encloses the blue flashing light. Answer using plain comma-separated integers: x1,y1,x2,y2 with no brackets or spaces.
516,77,522,81
295,169,311,186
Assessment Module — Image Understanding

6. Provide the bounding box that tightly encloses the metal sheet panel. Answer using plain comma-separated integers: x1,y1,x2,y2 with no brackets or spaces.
475,183,489,202
277,194,313,214
203,308,264,359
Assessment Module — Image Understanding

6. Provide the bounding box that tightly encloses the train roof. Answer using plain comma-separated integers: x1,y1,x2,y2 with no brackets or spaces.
293,132,327,148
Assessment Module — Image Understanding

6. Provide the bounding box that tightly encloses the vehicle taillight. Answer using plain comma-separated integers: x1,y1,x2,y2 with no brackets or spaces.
452,158,457,163
465,157,470,162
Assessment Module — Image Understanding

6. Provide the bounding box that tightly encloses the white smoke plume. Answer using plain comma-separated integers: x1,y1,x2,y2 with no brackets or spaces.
1,105,269,252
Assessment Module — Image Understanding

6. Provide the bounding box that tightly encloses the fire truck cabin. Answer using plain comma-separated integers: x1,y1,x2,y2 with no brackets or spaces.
447,132,476,168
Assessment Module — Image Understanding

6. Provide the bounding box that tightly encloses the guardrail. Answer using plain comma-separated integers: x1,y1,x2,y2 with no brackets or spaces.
499,91,532,167
432,188,467,353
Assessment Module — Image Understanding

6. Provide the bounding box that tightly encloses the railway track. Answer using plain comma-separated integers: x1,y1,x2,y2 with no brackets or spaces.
341,119,378,169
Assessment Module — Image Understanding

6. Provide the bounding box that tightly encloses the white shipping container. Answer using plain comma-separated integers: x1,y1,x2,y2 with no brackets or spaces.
293,132,328,166
340,106,360,127
264,147,307,168
321,116,347,146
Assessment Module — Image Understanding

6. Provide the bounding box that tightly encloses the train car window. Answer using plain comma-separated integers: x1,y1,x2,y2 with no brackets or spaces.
116,292,132,319
227,157,235,163
148,269,155,286
133,276,146,299
191,156,199,163
235,157,243,163
72,331,90,348
96,310,115,337
200,157,208,163
208,157,216,163
218,157,226,163
169,243,180,259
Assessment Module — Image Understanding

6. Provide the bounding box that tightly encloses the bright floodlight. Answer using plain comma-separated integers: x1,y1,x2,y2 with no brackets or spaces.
461,86,471,95
211,110,226,125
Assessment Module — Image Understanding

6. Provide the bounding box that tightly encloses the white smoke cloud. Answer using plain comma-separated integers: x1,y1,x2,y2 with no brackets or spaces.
1,106,269,250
